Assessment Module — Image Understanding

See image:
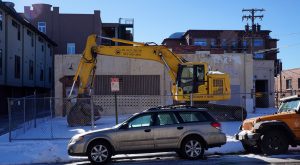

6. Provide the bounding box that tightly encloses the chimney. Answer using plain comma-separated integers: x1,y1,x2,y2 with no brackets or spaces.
94,10,100,18
24,6,31,19
53,7,59,13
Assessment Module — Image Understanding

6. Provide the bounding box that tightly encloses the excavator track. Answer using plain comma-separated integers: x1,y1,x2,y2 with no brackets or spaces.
193,103,247,121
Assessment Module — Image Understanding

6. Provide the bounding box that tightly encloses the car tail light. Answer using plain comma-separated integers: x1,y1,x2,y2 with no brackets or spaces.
211,122,221,130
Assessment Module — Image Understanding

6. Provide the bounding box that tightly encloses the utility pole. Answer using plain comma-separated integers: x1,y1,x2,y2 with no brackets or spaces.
242,8,265,54
242,8,265,113
242,8,264,27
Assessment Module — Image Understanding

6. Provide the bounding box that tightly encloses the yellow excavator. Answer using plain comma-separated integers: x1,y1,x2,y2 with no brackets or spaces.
67,34,243,126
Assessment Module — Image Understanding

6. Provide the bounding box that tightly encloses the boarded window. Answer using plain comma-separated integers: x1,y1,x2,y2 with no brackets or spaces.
94,75,160,95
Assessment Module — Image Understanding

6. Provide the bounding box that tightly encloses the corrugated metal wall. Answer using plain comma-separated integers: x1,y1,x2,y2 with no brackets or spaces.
94,75,160,95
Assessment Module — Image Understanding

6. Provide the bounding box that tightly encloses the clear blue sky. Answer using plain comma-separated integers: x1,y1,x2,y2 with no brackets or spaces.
10,0,300,69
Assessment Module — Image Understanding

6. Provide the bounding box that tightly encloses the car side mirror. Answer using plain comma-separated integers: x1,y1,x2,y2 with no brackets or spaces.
120,123,129,129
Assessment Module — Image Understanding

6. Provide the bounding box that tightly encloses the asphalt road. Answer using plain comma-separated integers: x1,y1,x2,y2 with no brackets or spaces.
63,152,300,165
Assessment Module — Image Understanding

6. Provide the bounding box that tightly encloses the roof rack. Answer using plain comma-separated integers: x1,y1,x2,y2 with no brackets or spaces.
145,104,206,111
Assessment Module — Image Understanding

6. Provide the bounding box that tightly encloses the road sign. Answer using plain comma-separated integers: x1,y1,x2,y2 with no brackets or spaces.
111,78,120,92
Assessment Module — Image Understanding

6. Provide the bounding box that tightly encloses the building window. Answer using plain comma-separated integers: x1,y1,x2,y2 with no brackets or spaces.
243,40,247,48
286,79,292,89
210,39,217,48
49,67,52,82
40,69,44,81
0,11,3,31
193,38,207,46
254,39,264,47
253,53,265,59
67,43,76,54
15,55,20,79
298,78,300,89
221,39,227,49
231,40,238,49
29,60,34,80
38,22,46,33
0,49,2,75
42,45,44,52
12,20,20,40
27,30,34,47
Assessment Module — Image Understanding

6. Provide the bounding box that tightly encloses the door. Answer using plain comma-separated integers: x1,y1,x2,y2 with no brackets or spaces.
116,113,155,151
255,80,269,108
153,112,183,149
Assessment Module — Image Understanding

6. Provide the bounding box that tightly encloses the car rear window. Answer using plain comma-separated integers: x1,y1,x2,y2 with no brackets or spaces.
178,111,213,123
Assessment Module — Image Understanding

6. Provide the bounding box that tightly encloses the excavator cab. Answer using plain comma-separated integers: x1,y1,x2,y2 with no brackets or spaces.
173,62,230,102
177,64,206,94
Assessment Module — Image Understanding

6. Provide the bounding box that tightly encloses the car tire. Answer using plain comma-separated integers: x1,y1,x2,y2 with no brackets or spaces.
241,141,261,153
260,131,289,155
181,137,205,160
87,141,112,164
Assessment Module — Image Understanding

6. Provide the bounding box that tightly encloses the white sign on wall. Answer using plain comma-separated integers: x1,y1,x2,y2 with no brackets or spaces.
111,78,120,92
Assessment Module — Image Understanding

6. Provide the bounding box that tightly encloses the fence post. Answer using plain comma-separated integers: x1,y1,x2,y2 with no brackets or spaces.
190,93,193,106
114,92,118,125
7,98,12,142
34,92,37,128
50,98,53,139
90,96,95,130
23,97,26,134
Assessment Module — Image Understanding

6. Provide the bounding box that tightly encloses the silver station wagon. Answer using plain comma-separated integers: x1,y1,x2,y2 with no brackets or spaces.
68,105,226,164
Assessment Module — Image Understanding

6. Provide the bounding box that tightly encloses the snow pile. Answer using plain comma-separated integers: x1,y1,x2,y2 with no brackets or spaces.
0,108,280,164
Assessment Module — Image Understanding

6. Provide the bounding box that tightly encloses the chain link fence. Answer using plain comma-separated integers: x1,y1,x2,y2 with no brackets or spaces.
7,92,277,141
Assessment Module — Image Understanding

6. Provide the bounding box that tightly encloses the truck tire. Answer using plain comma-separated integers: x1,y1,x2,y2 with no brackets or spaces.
241,141,261,153
260,131,289,155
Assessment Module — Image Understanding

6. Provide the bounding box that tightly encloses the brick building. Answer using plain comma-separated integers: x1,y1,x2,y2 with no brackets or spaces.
20,4,134,54
275,68,300,99
20,3,101,54
163,29,281,108
0,1,56,115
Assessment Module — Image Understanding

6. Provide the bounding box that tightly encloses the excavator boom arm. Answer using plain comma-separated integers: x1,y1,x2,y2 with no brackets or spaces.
72,34,183,97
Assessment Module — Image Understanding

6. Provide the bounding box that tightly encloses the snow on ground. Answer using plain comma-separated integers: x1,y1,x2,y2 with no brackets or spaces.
0,107,292,164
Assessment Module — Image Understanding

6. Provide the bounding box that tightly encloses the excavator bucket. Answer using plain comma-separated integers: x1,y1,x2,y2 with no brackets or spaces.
67,99,102,127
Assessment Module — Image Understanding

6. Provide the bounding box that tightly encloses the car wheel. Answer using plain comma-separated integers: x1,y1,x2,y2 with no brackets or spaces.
181,137,205,160
88,141,112,164
260,131,289,155
241,141,261,153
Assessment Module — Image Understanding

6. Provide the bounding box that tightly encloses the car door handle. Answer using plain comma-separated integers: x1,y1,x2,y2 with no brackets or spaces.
177,126,184,130
144,129,151,132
